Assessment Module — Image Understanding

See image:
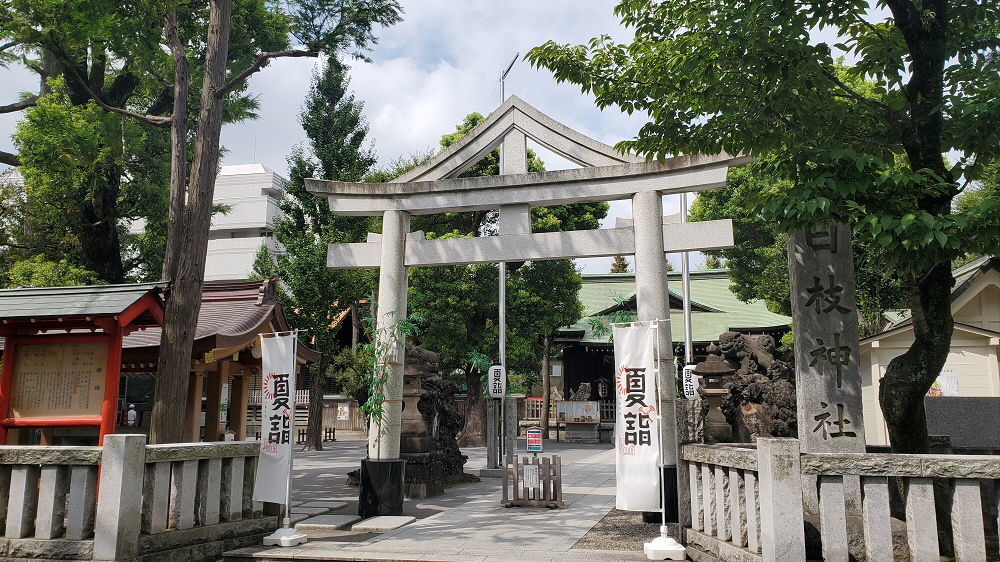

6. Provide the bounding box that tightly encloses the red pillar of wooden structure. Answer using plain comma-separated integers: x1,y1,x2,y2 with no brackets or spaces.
99,325,124,445
0,336,15,444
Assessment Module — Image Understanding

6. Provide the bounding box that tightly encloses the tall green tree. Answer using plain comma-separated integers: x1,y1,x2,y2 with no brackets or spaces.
528,0,1000,453
690,164,908,337
0,0,289,283
253,56,377,451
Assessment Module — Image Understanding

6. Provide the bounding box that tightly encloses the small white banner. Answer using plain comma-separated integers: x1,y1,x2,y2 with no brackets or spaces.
253,333,297,503
613,324,661,511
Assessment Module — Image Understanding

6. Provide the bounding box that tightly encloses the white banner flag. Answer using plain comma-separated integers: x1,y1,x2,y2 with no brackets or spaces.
613,324,661,511
253,332,297,503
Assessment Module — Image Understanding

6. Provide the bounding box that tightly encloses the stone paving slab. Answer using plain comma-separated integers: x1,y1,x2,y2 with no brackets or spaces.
291,506,329,515
295,514,362,530
352,515,416,532
300,500,349,509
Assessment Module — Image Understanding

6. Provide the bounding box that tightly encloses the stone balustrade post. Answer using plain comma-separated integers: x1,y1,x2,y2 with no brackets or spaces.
94,434,146,560
756,438,805,562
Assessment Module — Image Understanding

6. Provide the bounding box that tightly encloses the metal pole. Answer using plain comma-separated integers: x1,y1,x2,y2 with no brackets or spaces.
497,52,517,463
283,329,298,528
680,193,693,364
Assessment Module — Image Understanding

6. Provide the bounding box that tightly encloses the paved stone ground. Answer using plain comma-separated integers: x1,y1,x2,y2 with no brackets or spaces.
225,439,652,561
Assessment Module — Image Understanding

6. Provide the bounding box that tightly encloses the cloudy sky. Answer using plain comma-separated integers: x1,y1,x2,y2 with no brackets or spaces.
0,1,703,271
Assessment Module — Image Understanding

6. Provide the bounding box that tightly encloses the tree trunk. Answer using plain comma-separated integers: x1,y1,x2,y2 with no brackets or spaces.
304,359,325,451
457,368,486,446
878,262,954,453
161,9,190,282
79,166,125,283
151,0,233,444
540,335,551,438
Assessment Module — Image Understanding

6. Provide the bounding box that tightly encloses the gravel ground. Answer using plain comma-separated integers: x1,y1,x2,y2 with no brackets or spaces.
573,509,661,551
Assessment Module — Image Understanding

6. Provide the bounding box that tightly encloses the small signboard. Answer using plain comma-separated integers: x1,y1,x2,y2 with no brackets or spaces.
556,401,600,424
526,427,543,452
488,364,507,398
523,464,540,489
682,364,699,399
11,341,108,419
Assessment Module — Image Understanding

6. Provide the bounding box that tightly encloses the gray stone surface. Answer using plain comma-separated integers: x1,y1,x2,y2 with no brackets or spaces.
328,221,735,268
6,537,93,560
65,465,97,540
309,154,742,216
689,463,703,532
729,467,746,548
0,446,101,465
701,463,714,535
144,441,260,462
951,479,987,561
295,515,361,530
788,224,866,454
714,465,730,542
352,515,416,532
860,476,893,562
291,506,328,515
904,478,939,561
35,465,68,539
198,457,223,525
925,396,1000,449
682,444,758,471
817,475,848,561
170,459,198,530
756,438,805,562
141,461,171,534
221,455,245,522
5,464,39,538
94,434,146,560
744,470,760,553
299,500,347,509
800,451,1000,478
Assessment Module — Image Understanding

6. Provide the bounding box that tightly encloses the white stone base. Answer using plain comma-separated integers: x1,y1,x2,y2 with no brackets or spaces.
644,531,685,561
262,527,308,547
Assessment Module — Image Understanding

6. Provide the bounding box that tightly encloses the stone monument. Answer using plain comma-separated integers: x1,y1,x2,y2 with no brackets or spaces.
693,344,735,443
788,223,866,515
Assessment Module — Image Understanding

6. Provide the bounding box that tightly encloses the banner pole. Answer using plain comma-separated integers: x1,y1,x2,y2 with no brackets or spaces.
284,329,298,528
654,320,668,528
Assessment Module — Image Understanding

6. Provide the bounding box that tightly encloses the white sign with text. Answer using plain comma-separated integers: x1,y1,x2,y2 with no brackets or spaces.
613,324,661,512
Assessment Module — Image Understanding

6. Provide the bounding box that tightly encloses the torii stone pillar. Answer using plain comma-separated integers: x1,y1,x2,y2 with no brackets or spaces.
633,190,680,520
370,209,410,460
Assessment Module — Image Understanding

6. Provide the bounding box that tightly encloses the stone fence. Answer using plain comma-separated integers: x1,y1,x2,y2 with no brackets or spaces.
0,435,277,561
681,438,1000,561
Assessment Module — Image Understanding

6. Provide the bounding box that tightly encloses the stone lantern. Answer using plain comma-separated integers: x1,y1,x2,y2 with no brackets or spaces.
694,343,735,443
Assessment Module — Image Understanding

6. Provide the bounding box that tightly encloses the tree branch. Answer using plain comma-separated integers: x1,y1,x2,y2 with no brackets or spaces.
215,49,319,98
64,66,170,127
0,41,18,53
820,67,906,133
0,150,21,167
0,95,38,114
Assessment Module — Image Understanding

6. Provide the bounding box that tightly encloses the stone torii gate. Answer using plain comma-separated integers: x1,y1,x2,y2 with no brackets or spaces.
306,96,747,516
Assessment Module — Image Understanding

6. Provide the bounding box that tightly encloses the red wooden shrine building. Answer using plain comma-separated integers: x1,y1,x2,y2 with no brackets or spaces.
0,283,165,444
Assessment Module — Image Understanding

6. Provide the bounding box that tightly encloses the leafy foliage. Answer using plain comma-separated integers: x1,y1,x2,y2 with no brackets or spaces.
5,255,102,288
528,0,1000,452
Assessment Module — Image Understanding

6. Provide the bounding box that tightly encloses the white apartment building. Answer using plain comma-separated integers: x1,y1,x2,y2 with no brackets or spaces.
205,164,286,280
1,164,286,281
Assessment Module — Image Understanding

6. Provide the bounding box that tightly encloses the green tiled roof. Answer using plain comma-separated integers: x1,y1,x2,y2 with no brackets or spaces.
567,269,791,344
0,283,164,320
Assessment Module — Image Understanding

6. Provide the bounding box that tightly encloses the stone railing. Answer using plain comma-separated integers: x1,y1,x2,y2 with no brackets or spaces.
0,435,276,561
802,450,1000,561
681,442,763,561
681,438,1000,562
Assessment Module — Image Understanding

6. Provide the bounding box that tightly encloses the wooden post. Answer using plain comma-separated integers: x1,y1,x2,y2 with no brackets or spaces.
185,373,204,442
204,361,228,441
0,337,17,444
99,326,124,444
230,375,249,440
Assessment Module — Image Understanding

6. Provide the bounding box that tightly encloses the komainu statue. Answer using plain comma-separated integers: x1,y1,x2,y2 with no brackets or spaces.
717,331,797,439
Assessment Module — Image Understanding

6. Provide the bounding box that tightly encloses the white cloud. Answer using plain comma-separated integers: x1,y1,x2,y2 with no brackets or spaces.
0,2,708,272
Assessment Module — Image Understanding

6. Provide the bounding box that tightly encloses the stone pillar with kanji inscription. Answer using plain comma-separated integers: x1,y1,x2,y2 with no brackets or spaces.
789,223,866,454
